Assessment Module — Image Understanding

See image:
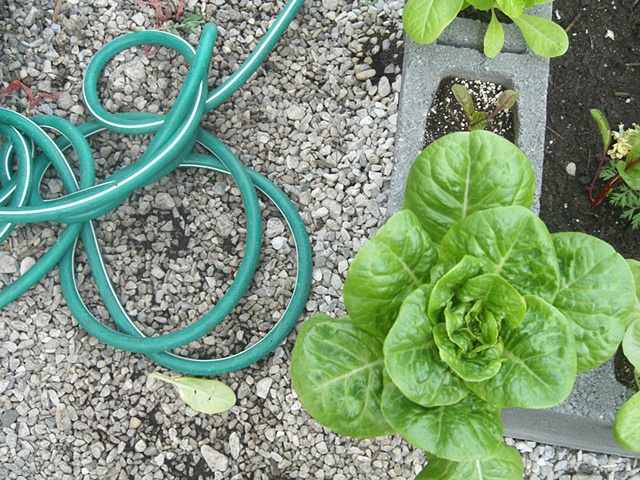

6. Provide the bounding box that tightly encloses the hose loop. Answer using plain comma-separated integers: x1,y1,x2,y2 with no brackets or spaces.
0,0,311,375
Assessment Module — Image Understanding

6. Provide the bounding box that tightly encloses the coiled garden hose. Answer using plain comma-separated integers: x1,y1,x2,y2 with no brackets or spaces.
0,0,312,375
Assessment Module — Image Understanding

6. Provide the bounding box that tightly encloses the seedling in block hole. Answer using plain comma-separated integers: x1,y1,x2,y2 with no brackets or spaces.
452,83,518,132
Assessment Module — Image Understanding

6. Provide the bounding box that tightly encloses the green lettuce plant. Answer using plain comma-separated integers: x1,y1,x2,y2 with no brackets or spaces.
291,130,636,479
403,0,569,58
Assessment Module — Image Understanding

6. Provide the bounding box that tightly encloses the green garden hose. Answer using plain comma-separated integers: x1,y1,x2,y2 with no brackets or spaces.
0,0,312,375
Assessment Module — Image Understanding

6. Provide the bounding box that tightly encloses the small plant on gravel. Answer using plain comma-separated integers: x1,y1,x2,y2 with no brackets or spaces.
0,80,58,109
452,83,517,131
291,130,637,479
402,0,568,58
134,0,185,29
132,0,204,35
159,12,204,36
589,109,640,229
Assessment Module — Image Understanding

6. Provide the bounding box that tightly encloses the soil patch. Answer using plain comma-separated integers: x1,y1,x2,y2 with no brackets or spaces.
541,1,640,259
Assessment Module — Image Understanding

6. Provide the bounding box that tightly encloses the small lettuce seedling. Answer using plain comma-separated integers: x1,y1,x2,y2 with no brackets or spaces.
452,83,518,131
402,0,568,58
291,130,637,479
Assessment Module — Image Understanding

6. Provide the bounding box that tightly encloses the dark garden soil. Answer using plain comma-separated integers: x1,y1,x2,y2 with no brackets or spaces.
541,0,640,259
543,1,640,388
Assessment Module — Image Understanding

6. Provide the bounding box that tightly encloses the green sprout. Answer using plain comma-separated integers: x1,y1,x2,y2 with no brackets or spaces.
590,110,640,229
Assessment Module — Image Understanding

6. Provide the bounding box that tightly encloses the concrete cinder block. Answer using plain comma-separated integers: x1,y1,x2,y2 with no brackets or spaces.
389,3,639,458
390,5,551,214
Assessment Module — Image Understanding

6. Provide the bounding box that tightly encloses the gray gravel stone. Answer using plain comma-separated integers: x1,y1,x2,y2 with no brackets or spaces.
55,91,74,110
0,253,18,274
154,192,176,210
0,409,18,427
200,444,229,472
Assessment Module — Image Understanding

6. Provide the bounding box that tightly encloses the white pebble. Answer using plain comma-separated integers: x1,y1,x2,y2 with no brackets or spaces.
378,76,391,97
287,105,305,121
200,445,229,472
266,218,285,237
19,256,36,275
0,253,18,274
566,162,576,176
256,377,273,399
271,236,288,250
228,432,241,459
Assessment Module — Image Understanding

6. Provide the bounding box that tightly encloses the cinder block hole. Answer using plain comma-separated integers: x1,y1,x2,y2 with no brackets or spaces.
423,76,516,148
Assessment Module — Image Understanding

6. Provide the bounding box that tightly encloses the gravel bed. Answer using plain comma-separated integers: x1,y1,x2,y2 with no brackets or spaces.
1,0,640,478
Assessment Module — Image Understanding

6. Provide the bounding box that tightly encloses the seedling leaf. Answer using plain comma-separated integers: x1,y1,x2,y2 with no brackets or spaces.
496,0,526,19
511,13,569,58
452,84,475,118
152,372,236,414
617,160,640,190
495,90,518,113
590,109,612,152
466,0,494,9
484,10,505,58
469,111,489,131
403,0,465,45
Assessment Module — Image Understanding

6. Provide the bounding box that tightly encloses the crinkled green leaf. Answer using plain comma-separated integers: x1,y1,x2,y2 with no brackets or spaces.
384,284,469,408
344,210,437,339
416,443,524,480
403,0,465,45
152,373,236,415
381,379,502,462
430,271,527,383
290,314,394,438
428,255,485,322
454,273,527,329
439,206,559,301
552,232,634,372
511,13,569,58
467,295,576,408
434,322,505,382
403,131,534,243
627,259,640,298
624,299,640,332
614,391,640,452
484,10,505,58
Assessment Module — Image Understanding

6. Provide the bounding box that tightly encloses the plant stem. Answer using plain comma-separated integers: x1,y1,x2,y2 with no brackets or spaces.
591,156,640,206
